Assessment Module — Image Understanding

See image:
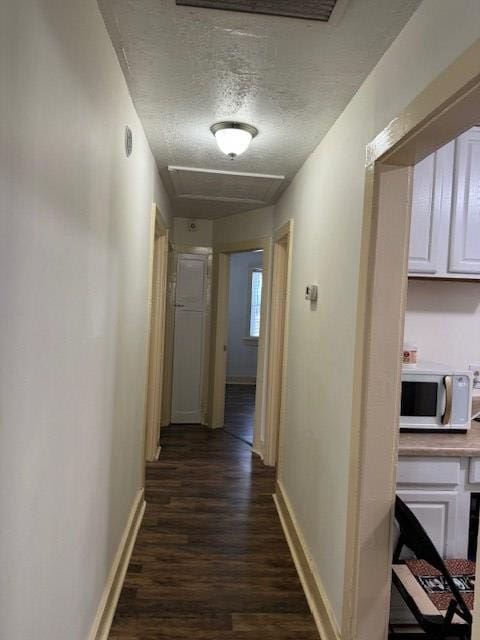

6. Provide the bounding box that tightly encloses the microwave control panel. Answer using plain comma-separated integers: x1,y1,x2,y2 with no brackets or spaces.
452,375,471,427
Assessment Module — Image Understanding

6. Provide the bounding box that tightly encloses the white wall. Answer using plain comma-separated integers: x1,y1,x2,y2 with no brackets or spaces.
213,206,273,245
171,208,273,248
0,1,172,639
405,280,480,371
173,217,213,246
227,251,263,382
273,0,480,627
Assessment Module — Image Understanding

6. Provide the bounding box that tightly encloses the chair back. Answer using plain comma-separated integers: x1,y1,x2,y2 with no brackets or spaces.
394,495,472,624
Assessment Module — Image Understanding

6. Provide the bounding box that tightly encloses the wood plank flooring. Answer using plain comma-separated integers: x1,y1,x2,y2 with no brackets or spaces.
109,425,319,639
223,384,256,445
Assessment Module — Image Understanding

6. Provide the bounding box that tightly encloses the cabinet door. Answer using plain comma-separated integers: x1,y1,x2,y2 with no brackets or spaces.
395,490,460,558
449,127,480,274
408,142,454,274
408,154,441,273
390,491,457,625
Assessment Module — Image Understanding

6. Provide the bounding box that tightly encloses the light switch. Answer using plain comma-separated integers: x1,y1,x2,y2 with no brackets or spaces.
305,285,318,302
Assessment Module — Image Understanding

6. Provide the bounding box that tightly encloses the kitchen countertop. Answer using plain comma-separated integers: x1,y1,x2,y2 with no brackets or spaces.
399,421,480,457
399,397,480,457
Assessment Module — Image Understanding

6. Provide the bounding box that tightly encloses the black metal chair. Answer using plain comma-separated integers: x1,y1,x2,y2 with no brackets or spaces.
390,495,474,639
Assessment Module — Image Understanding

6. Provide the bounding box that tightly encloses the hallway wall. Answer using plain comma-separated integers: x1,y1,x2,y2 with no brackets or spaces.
0,1,172,639
273,0,480,632
213,206,273,245
172,217,213,246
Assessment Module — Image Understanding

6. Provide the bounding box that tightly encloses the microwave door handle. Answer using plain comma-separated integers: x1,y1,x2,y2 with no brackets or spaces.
442,375,453,425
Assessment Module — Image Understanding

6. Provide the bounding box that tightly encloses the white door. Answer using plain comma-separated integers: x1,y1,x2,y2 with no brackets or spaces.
171,253,207,424
449,126,480,274
408,141,454,274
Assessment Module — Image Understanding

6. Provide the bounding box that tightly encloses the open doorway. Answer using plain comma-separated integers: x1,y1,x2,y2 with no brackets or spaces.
209,228,292,464
265,221,292,468
387,126,480,633
223,250,264,446
209,238,270,457
344,44,480,640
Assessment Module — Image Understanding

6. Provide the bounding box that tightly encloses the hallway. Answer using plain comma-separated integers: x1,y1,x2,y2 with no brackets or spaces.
109,425,318,639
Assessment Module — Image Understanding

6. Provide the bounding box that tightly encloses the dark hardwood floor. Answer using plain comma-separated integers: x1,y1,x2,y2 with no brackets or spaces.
109,425,319,639
223,384,256,445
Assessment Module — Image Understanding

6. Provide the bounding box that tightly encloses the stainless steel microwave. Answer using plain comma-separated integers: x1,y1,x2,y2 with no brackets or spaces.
400,362,472,433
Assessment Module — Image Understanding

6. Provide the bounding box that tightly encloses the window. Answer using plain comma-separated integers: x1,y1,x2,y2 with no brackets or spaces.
248,268,263,338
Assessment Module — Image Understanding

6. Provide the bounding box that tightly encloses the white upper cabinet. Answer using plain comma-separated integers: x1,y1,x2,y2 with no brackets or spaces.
408,150,445,274
408,126,480,279
449,127,480,275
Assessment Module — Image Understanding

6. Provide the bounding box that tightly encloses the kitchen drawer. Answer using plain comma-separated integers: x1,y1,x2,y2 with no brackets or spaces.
469,458,480,484
397,457,461,486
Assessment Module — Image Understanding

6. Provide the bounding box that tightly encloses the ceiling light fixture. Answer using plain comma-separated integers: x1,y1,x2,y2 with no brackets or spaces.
210,121,258,159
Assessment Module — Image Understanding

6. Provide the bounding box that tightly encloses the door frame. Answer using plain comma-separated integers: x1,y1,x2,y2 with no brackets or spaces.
144,203,169,462
344,41,480,640
264,220,293,467
162,244,213,426
208,237,272,457
161,239,175,427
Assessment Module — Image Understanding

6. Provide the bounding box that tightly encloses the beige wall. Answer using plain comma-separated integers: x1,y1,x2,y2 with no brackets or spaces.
273,0,480,627
213,206,274,245
171,209,273,248
0,1,172,639
173,217,213,246
405,279,480,372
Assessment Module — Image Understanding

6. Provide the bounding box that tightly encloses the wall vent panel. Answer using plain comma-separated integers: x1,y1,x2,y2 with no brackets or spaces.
168,166,285,206
176,0,344,22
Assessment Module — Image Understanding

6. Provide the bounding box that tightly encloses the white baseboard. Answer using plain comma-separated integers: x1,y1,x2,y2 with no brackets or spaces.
274,481,341,640
251,446,264,459
226,376,257,385
88,489,146,640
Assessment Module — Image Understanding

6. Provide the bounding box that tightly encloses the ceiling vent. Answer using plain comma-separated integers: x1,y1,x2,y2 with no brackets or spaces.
176,0,347,23
168,166,285,206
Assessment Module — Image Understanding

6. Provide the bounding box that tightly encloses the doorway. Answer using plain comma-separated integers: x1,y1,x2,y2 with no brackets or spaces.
223,250,264,446
161,245,213,428
345,44,480,640
171,252,209,424
144,204,169,462
209,238,271,456
265,221,293,468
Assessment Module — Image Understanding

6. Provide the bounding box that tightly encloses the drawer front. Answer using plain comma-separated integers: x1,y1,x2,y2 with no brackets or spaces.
397,457,460,486
469,457,480,483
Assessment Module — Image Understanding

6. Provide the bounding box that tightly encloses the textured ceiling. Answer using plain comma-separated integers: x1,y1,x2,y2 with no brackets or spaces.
98,0,421,219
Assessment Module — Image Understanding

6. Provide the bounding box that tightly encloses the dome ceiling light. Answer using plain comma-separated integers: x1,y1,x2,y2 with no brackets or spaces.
210,121,258,159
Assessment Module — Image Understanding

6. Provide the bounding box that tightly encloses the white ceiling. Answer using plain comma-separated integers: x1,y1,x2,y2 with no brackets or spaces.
98,0,421,219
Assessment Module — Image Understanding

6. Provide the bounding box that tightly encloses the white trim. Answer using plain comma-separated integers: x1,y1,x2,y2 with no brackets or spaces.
264,220,293,467
168,165,285,180
247,265,263,339
88,489,146,640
